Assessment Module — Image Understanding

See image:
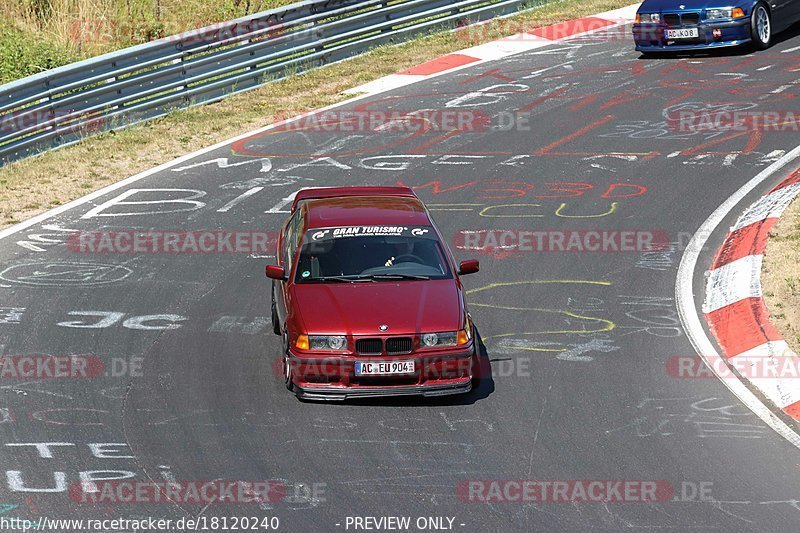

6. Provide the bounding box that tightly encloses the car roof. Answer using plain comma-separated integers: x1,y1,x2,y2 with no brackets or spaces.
303,195,432,229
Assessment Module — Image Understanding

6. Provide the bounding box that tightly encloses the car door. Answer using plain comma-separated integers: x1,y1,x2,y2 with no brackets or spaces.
276,209,305,329
275,211,298,328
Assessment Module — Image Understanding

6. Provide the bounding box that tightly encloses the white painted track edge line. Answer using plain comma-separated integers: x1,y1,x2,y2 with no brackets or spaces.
676,145,800,449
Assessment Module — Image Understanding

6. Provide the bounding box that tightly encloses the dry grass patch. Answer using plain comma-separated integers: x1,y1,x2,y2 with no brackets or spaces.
1,0,298,58
763,194,800,352
0,0,635,228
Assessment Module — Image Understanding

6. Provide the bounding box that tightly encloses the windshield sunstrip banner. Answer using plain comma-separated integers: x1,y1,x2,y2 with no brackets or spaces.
309,226,433,241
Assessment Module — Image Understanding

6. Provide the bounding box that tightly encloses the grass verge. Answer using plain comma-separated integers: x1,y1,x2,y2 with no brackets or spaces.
763,193,800,353
0,23,78,81
0,0,634,228
0,0,298,70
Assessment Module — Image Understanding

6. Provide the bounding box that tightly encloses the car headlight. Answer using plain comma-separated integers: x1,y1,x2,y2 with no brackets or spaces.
706,8,731,19
422,332,454,347
307,335,347,350
707,7,744,19
422,330,470,347
636,13,660,23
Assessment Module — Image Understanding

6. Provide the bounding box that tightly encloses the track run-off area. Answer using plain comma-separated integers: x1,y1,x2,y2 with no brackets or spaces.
1,16,800,532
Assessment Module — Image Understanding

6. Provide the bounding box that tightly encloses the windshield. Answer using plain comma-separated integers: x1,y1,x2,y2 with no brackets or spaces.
294,225,452,282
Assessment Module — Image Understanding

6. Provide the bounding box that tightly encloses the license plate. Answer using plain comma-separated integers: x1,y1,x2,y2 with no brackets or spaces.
665,28,699,39
355,361,415,376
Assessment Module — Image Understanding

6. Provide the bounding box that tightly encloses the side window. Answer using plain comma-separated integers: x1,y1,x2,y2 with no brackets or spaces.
282,213,296,268
284,210,305,273
292,211,305,251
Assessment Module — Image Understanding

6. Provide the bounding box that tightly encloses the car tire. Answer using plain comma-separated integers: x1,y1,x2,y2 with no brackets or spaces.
271,283,281,336
282,333,295,392
751,3,772,50
283,354,295,392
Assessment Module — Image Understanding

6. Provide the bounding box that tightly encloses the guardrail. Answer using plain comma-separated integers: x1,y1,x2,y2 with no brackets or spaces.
0,0,543,165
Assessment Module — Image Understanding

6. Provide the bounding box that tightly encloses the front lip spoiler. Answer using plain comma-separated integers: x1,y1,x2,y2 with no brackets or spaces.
294,380,472,401
634,39,750,52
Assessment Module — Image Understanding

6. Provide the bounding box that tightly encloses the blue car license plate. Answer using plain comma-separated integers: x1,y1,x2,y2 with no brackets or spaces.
665,28,699,39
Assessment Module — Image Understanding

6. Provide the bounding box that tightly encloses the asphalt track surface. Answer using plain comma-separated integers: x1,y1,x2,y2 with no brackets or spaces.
2,22,800,532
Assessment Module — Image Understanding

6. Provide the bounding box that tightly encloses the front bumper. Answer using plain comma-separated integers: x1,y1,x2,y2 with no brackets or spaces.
287,343,476,400
633,19,750,51
295,380,472,401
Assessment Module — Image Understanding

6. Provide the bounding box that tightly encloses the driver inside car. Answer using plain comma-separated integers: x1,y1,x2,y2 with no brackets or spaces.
384,240,416,267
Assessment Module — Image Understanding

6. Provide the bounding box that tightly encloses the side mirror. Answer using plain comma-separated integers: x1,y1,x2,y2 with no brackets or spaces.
458,259,480,275
265,265,287,281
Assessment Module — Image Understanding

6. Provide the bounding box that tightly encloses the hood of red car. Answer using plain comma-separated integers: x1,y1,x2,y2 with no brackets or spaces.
291,280,463,336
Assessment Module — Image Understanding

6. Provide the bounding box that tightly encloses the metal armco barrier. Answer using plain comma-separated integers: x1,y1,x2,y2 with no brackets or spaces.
0,0,543,165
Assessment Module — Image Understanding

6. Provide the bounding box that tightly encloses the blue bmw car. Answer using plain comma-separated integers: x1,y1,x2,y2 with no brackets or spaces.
633,1,799,53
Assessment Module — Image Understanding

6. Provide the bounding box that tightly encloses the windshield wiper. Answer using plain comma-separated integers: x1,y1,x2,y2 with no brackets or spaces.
356,274,430,281
304,275,373,283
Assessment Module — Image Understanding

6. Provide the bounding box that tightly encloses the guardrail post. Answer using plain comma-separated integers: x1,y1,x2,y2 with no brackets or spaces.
312,5,325,65
383,1,391,32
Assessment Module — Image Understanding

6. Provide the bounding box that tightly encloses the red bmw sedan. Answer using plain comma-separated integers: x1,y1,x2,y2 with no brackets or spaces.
266,186,480,400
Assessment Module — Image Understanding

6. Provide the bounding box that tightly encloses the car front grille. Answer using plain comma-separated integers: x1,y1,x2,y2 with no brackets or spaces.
355,337,415,355
386,337,413,355
355,338,383,355
663,12,700,27
663,14,680,26
682,13,700,25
